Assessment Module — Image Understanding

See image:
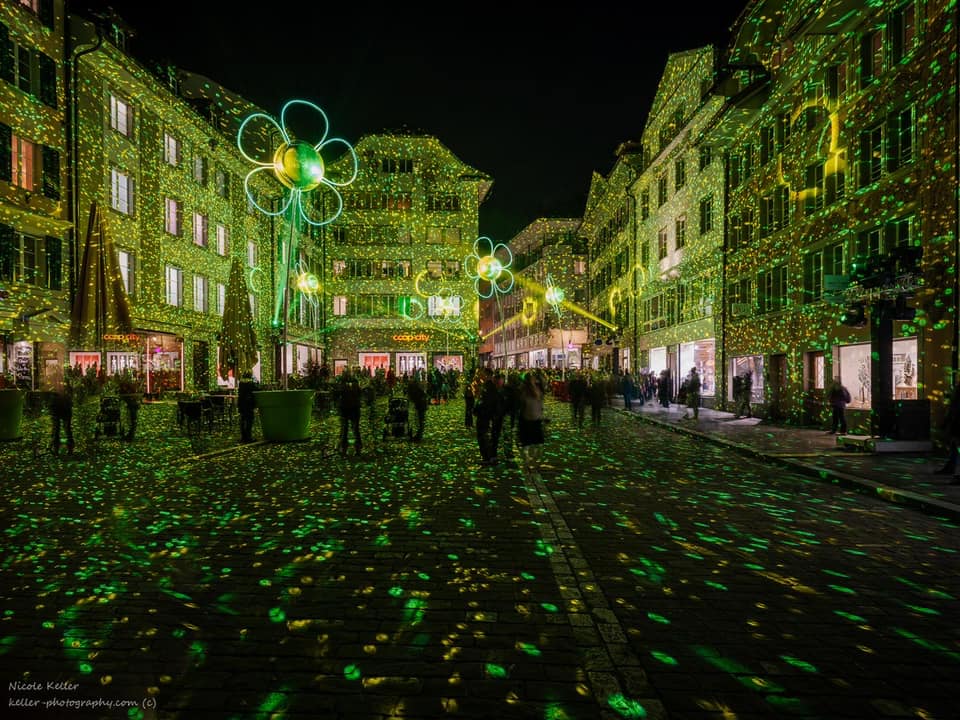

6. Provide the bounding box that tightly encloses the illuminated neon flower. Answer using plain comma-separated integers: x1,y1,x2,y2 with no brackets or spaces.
463,236,514,299
237,99,358,226
545,274,565,309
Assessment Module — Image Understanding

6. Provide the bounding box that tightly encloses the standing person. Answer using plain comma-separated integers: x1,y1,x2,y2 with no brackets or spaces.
732,373,744,418
621,371,635,411
685,367,702,420
826,376,851,434
49,369,74,456
118,371,142,441
237,371,258,443
588,374,607,426
568,371,588,428
658,369,672,408
338,369,362,456
517,371,546,475
934,381,960,482
463,373,475,428
473,367,501,465
737,371,753,418
407,374,428,441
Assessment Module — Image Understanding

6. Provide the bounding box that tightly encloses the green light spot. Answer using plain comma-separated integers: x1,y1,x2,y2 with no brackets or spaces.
834,610,867,623
374,535,390,547
268,607,286,623
780,655,818,673
828,584,857,595
903,604,940,616
534,539,555,556
485,663,508,678
541,602,559,613
388,586,404,597
78,662,92,674
651,650,678,666
344,664,361,681
517,642,541,657
647,612,670,624
259,579,272,587
447,554,459,560
258,690,288,715
608,693,647,718
705,581,728,591
521,572,535,580
417,571,430,580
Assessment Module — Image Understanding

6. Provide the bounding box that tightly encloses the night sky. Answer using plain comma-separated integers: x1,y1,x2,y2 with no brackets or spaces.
72,1,745,240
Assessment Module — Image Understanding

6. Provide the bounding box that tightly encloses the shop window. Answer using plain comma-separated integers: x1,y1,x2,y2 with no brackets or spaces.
805,350,825,390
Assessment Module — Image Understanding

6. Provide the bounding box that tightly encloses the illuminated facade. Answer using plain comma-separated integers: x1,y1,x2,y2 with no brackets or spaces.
323,131,491,376
68,12,279,392
633,47,726,402
499,218,586,370
707,0,956,432
581,143,644,372
0,0,70,390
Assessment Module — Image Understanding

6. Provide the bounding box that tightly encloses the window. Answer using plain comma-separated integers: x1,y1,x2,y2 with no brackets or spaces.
192,212,207,247
657,227,668,260
427,259,442,279
776,113,791,151
858,123,883,187
804,163,825,214
164,198,181,235
193,155,207,184
730,209,755,252
165,265,182,306
109,94,131,137
698,145,712,171
802,242,843,303
640,190,650,220
216,282,225,315
0,228,60,288
674,157,686,191
827,61,848,102
118,249,135,297
860,28,884,86
443,260,461,279
892,2,916,63
889,106,914,171
215,168,229,199
111,169,133,214
11,133,34,190
425,193,460,211
574,258,586,275
699,195,713,234
675,216,686,249
163,133,180,165
806,351,826,390
760,125,775,166
333,296,347,316
246,240,256,268
193,274,208,313
759,186,789,235
657,174,668,206
216,224,228,255
19,0,39,13
758,264,788,313
16,46,31,94
382,157,413,173
426,226,461,244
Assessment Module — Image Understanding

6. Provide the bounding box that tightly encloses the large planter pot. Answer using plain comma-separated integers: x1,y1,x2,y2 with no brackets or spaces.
0,388,26,441
254,389,314,442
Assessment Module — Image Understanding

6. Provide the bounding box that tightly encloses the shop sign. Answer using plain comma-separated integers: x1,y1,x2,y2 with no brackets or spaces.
102,333,141,342
393,333,430,342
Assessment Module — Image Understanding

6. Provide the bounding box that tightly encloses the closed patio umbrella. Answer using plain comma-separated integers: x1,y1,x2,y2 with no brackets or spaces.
69,201,133,354
219,257,258,379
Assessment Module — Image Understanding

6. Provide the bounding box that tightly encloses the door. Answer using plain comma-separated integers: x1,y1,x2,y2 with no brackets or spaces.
769,353,787,420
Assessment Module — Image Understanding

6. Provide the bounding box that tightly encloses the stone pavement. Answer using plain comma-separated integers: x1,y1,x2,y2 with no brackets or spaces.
615,398,960,520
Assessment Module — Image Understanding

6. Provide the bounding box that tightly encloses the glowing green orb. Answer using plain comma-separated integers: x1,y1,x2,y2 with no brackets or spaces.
545,287,565,305
273,140,325,191
477,256,502,281
297,272,320,293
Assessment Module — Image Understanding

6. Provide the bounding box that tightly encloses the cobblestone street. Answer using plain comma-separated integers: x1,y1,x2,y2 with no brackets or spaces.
1,398,958,719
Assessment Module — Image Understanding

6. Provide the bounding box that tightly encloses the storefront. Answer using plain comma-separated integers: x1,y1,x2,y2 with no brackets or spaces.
432,354,463,372
678,338,715,397
142,332,184,394
729,354,764,403
396,352,426,376
834,337,918,409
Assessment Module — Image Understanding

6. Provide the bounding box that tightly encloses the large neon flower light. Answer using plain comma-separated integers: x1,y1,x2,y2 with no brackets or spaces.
463,236,514,299
237,100,357,386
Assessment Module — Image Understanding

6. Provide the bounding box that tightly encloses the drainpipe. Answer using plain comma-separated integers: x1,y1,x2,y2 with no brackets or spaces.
66,21,103,296
626,189,638,373
719,147,729,411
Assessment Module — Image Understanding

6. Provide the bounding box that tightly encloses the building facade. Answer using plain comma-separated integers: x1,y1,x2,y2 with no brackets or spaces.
632,47,726,403
707,0,956,432
498,218,586,371
323,131,491,376
0,0,70,390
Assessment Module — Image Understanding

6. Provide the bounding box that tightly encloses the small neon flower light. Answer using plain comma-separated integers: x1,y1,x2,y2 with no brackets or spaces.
237,100,358,226
545,275,565,308
463,236,514,299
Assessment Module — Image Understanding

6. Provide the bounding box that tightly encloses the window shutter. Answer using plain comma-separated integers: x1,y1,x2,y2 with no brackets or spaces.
0,122,10,183
41,145,60,199
38,0,55,29
0,223,14,281
44,236,61,289
37,52,56,108
0,23,12,85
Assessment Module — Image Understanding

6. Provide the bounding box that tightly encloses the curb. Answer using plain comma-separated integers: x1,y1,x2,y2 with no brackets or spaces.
619,408,960,522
